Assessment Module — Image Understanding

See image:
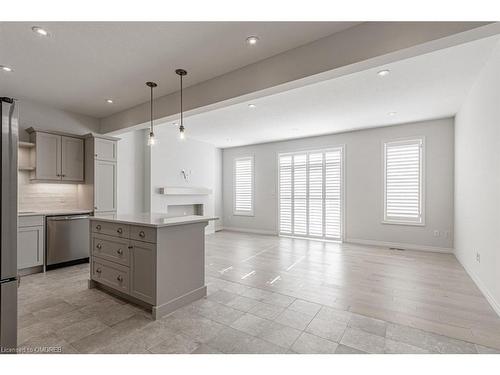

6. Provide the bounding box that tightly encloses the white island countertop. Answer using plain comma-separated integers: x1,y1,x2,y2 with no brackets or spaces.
91,213,218,228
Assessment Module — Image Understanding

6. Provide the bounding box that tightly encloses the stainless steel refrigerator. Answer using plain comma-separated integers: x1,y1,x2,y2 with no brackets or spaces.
0,97,18,352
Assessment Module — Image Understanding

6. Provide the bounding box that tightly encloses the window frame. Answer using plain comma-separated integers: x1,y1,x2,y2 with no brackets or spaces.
233,156,255,217
382,137,425,226
277,146,345,241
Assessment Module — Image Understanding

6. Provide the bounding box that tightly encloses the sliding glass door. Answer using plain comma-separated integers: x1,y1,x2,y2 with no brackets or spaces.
278,147,343,240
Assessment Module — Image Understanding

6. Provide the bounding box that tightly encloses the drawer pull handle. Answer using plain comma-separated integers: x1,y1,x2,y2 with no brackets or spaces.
117,275,123,282
139,231,145,238
96,243,102,250
117,248,123,255
96,268,102,273
96,224,101,231
117,228,123,234
127,245,133,249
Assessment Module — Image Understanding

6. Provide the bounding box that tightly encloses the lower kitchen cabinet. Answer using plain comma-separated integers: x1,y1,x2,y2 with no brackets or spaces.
18,223,44,270
129,240,155,304
89,217,209,320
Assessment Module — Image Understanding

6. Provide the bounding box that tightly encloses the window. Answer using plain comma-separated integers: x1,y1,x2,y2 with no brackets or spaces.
234,156,254,216
279,147,343,240
383,138,424,225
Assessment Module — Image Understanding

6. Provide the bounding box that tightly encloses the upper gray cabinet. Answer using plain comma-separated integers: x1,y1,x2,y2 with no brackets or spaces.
27,128,85,182
61,136,84,181
95,138,117,162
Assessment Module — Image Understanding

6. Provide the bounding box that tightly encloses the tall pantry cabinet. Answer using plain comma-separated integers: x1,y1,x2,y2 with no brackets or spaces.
83,134,120,214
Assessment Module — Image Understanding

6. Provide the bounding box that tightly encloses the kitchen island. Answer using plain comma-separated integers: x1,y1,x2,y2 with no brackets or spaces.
88,213,216,320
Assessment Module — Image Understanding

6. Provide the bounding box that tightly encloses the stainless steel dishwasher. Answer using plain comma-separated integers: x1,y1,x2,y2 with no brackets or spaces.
46,214,90,267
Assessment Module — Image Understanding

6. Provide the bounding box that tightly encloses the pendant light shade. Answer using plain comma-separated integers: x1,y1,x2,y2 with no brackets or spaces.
146,81,157,146
176,69,187,140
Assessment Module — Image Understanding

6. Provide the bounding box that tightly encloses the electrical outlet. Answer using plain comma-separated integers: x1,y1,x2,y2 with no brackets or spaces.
476,252,481,263
433,230,440,237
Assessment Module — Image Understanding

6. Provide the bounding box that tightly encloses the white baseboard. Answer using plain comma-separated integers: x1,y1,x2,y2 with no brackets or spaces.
345,238,453,254
221,226,277,236
455,252,500,317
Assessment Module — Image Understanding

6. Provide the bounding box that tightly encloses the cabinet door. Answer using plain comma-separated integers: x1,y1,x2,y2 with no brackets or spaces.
34,133,61,180
61,136,84,181
18,226,44,269
94,160,117,212
130,240,155,304
95,138,117,162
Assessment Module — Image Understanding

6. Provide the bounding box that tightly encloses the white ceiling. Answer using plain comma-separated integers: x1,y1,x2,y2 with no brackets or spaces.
178,36,500,148
0,21,359,117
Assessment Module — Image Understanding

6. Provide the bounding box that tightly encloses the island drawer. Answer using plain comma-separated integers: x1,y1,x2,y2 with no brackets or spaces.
92,220,129,239
92,233,130,266
92,257,130,294
130,225,156,243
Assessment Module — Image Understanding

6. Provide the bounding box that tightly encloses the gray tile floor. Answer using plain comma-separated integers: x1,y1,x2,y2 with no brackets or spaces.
16,231,500,354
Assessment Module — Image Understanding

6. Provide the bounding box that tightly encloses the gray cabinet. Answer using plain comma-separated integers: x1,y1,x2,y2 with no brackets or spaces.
130,240,155,304
18,216,44,270
89,218,208,320
32,132,60,180
90,221,155,305
27,129,84,182
95,138,117,162
61,136,84,181
83,135,119,214
94,160,117,212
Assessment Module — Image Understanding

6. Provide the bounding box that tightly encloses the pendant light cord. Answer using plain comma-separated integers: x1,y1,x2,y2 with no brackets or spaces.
180,74,183,127
150,85,153,134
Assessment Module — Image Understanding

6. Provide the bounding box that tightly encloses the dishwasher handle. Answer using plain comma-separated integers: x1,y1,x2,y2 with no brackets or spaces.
47,215,90,221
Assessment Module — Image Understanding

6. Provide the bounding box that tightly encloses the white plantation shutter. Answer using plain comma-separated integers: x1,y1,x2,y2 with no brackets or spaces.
279,148,343,240
308,153,323,237
234,157,254,215
384,139,424,224
325,150,342,238
279,155,292,233
293,154,307,235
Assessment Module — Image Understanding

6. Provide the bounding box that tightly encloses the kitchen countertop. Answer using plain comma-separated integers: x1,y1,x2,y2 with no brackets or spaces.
91,213,218,228
18,209,93,217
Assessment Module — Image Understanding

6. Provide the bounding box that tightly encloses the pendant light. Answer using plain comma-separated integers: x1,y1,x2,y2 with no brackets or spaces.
175,69,187,140
146,81,158,146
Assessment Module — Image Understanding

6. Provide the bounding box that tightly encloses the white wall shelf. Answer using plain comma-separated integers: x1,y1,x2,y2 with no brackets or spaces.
158,187,212,196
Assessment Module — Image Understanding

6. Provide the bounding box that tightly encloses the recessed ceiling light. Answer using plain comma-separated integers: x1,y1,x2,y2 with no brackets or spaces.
105,99,113,104
1,65,13,72
32,26,49,37
377,69,390,77
248,104,256,109
246,36,259,46
388,111,397,116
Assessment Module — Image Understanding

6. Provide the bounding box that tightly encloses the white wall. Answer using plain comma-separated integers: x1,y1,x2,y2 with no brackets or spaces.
117,129,147,214
222,118,454,251
148,126,222,233
19,99,99,141
454,42,500,314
